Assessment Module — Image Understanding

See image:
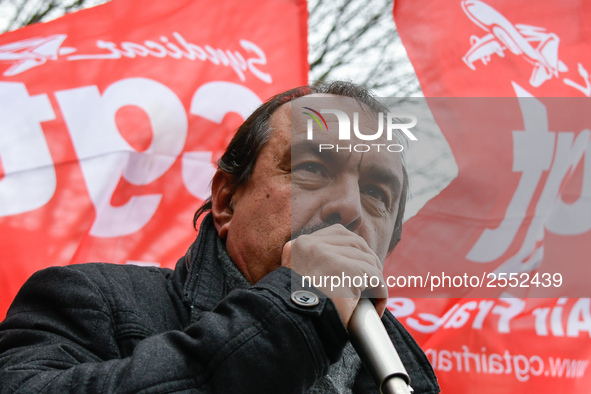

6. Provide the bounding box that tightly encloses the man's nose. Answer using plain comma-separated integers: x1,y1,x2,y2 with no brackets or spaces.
320,179,363,232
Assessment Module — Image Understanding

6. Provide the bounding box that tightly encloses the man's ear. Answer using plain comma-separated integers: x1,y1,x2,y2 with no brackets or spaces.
210,169,236,239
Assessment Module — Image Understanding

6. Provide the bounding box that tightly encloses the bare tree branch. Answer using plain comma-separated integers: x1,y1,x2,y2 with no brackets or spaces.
0,0,109,33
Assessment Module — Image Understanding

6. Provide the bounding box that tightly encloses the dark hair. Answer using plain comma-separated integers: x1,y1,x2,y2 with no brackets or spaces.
193,81,409,250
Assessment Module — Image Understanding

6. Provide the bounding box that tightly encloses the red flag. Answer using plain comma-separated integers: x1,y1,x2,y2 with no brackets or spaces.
0,0,308,318
393,0,591,392
396,0,591,97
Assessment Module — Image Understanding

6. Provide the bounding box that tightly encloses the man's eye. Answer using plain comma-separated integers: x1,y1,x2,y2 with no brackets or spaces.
362,185,389,204
295,162,327,176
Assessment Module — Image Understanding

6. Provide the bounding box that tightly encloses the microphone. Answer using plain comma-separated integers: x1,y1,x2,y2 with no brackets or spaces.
348,298,413,394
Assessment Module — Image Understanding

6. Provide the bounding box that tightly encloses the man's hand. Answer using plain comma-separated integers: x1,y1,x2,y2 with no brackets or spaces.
281,224,388,327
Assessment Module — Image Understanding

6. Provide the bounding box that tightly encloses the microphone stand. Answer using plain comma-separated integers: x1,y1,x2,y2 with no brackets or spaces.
348,298,413,394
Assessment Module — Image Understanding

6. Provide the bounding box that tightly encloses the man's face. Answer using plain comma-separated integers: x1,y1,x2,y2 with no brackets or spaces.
222,95,404,284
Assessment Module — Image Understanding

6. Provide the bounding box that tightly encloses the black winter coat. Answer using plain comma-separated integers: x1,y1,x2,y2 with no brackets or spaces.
0,216,439,393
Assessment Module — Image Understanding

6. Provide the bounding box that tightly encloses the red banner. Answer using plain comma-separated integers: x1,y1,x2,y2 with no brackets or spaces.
0,0,308,318
393,0,591,392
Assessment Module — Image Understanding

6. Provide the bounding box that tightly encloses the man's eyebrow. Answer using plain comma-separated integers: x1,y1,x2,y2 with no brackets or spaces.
290,139,343,164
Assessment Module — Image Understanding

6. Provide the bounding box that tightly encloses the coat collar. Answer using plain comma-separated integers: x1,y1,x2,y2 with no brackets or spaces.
179,214,249,322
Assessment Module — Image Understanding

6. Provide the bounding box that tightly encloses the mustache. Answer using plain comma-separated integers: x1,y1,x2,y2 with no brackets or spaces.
290,222,334,241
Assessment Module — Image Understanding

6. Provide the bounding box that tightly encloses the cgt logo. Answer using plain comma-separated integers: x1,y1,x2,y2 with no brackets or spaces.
302,107,418,152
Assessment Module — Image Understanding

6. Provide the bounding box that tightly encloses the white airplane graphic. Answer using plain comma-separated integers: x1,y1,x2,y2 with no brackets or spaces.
462,0,568,87
0,34,76,76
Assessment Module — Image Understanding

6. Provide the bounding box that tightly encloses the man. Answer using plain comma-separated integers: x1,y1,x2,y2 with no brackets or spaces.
0,82,439,393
